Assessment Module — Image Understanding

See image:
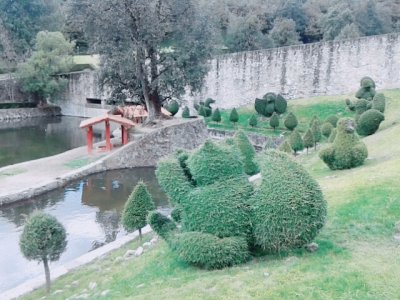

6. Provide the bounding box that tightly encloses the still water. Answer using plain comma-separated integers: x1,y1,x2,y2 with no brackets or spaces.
0,168,168,293
0,116,103,167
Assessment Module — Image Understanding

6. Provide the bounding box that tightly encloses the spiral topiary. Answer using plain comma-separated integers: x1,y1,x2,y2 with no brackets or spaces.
252,151,327,252
319,118,368,170
357,109,385,136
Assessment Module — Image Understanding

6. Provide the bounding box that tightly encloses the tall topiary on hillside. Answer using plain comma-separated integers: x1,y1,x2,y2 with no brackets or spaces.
150,140,326,269
357,109,385,136
309,115,321,128
182,106,190,118
254,93,287,116
284,112,298,131
319,118,368,170
249,114,258,127
20,212,67,292
252,151,327,252
355,76,376,100
122,181,155,239
311,120,322,150
278,140,293,154
234,131,260,175
289,129,304,155
212,108,222,122
303,129,314,154
269,112,280,131
229,108,239,126
321,122,334,138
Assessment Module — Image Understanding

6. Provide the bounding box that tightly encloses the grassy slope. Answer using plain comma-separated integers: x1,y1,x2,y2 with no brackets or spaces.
24,90,400,300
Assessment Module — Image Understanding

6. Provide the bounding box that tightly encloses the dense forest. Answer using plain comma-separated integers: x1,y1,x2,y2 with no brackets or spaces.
1,0,400,70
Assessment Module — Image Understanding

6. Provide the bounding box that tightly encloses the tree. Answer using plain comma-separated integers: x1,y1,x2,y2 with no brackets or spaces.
303,129,314,154
269,112,280,131
278,140,292,154
19,211,67,292
230,108,239,126
182,106,191,118
80,0,214,121
284,112,298,131
335,23,362,40
269,18,301,47
17,31,74,103
212,108,222,122
289,129,304,155
122,181,155,240
249,114,258,127
311,119,322,150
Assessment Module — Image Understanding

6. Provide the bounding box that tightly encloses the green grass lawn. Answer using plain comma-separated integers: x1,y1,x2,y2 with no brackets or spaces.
23,90,400,300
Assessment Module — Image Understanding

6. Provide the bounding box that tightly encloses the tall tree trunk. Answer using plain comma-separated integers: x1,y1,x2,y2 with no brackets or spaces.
139,227,142,240
43,257,51,293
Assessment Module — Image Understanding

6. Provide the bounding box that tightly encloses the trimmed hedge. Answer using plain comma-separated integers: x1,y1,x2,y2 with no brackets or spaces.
357,109,385,136
252,151,327,252
234,131,260,176
171,232,250,269
148,211,177,239
254,93,287,116
320,118,368,170
187,140,244,186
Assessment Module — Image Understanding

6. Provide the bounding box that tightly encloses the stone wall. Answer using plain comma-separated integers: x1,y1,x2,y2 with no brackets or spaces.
0,107,61,121
191,33,400,108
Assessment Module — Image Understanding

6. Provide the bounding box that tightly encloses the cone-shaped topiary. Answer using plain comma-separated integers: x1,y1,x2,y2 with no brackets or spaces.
249,114,258,127
284,112,298,131
182,106,190,118
122,181,155,239
212,108,222,122
278,140,293,154
328,128,337,143
252,150,327,252
325,115,339,127
357,109,385,136
289,129,304,154
198,105,206,117
303,129,314,153
372,93,386,113
309,115,321,127
167,100,179,116
311,119,322,150
275,94,288,114
20,212,67,292
234,131,260,175
269,112,280,131
321,122,334,138
229,108,239,125
319,118,368,170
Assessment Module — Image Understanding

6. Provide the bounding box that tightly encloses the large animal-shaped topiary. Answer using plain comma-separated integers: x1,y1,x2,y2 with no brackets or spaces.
149,140,327,269
255,93,287,117
319,118,368,170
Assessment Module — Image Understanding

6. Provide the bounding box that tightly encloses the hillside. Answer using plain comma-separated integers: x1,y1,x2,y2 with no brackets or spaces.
23,90,400,300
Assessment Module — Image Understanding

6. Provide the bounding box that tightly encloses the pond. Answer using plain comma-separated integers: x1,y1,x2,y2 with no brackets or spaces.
0,167,169,293
0,116,104,168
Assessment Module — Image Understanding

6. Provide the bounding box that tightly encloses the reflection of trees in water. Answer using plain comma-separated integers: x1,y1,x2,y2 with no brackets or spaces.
92,209,121,250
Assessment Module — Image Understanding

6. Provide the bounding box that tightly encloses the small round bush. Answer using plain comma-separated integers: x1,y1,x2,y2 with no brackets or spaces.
275,94,288,114
252,151,327,252
229,108,239,124
289,129,304,154
167,100,179,116
249,114,258,127
321,122,334,138
284,112,298,131
269,112,280,131
187,140,244,186
357,109,385,136
171,232,250,269
278,140,292,154
372,93,386,113
212,108,222,122
182,106,190,118
234,131,260,176
325,115,339,127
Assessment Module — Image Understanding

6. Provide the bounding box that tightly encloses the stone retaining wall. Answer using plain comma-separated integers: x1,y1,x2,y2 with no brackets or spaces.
0,106,61,121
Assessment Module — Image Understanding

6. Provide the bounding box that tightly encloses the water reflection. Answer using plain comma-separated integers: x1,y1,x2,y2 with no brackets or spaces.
0,116,103,167
0,168,168,293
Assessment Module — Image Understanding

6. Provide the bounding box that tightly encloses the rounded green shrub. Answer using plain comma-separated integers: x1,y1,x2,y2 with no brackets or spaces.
303,129,314,152
252,151,327,252
325,115,339,127
354,98,369,115
167,100,179,116
284,112,298,131
372,93,386,113
321,122,334,138
249,114,258,127
229,108,239,124
182,106,190,118
212,108,222,122
269,112,280,131
357,109,385,136
234,131,259,176
255,98,267,116
187,140,244,186
147,211,177,239
319,118,368,170
278,140,292,154
171,207,182,223
289,129,304,154
275,94,288,114
171,232,250,269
